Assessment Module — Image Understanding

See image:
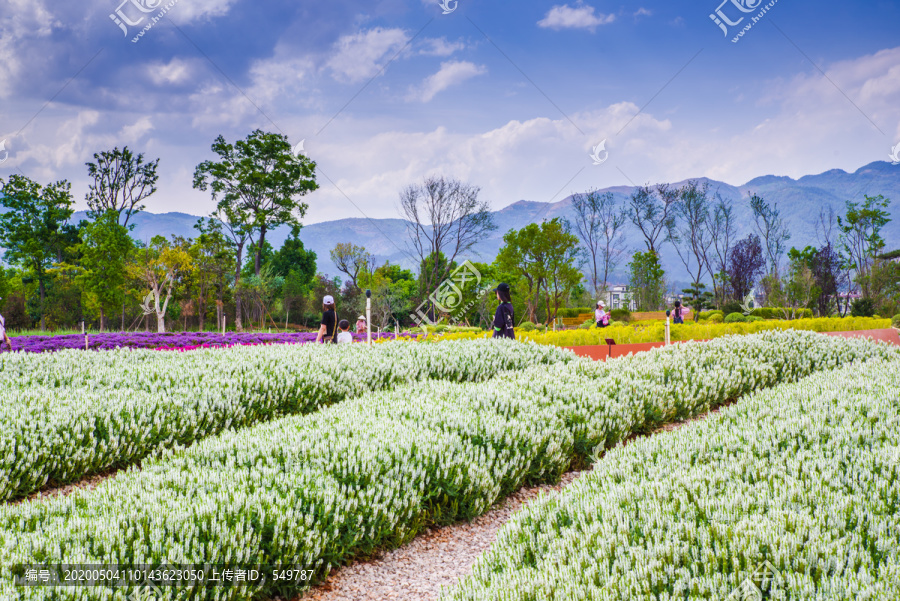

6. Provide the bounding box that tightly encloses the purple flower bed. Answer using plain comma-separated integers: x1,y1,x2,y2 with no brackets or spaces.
5,331,412,353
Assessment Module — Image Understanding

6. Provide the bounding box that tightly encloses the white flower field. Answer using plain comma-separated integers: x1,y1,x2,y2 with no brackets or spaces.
0,339,572,501
446,358,900,601
0,331,898,600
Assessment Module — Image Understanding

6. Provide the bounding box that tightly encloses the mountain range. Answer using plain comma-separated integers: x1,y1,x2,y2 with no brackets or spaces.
72,160,900,288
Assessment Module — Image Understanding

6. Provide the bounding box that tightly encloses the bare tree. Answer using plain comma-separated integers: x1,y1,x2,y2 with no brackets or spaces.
671,180,712,290
816,204,837,248
705,192,736,304
749,192,790,276
85,146,159,228
628,183,680,254
400,176,496,296
330,243,375,290
571,189,626,297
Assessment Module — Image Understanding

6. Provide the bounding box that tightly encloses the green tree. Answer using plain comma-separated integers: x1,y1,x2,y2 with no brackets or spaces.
192,219,236,331
838,194,891,298
628,250,665,311
193,130,318,278
0,175,74,330
272,227,317,326
495,218,583,324
360,263,418,330
78,210,135,331
681,283,715,322
85,146,159,228
330,243,374,291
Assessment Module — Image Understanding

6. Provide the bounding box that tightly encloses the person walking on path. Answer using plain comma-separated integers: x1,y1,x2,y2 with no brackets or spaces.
492,283,515,340
672,299,685,324
595,301,609,328
316,295,339,343
0,299,11,350
356,315,367,334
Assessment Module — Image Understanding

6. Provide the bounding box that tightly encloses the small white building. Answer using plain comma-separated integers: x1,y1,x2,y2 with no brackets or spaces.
603,284,637,311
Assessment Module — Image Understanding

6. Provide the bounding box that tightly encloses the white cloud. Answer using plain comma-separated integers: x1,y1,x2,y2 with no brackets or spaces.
634,8,653,18
146,58,196,86
167,0,239,24
408,60,486,102
0,0,59,98
419,37,466,57
538,3,615,31
326,27,411,83
119,116,154,142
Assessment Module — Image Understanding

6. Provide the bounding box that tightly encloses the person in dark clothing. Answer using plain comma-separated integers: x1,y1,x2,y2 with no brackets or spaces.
672,299,685,324
492,283,515,340
316,295,338,343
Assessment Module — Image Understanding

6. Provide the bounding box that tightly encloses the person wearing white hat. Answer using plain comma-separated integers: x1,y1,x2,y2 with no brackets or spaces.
315,294,338,343
355,314,367,334
595,300,609,328
0,297,11,350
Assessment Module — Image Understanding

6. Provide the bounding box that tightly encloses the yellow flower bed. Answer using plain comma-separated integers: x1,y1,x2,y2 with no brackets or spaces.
432,317,891,347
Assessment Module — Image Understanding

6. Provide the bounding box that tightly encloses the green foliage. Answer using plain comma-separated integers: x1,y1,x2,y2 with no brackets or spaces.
77,210,135,325
892,314,900,328
610,309,631,322
746,315,764,322
193,130,318,277
707,313,724,324
0,175,75,330
518,321,537,331
627,250,665,311
725,312,748,323
699,310,724,320
681,283,715,322
749,307,813,320
839,194,891,298
851,298,876,318
494,218,583,324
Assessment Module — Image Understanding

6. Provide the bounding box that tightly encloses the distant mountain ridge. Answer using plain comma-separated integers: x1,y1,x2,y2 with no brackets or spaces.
71,161,900,286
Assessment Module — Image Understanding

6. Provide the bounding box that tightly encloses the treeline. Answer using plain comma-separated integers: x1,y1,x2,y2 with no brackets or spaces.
0,131,323,333
1,128,896,333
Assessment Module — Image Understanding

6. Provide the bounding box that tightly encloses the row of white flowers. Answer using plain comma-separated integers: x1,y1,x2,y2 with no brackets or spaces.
0,331,896,600
446,358,900,601
0,339,573,501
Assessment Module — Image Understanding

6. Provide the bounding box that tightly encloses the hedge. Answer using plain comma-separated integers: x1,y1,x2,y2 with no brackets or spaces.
437,317,892,347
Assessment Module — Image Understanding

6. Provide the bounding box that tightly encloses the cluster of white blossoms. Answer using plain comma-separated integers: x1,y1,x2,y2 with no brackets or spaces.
0,332,896,600
0,339,574,501
446,358,900,601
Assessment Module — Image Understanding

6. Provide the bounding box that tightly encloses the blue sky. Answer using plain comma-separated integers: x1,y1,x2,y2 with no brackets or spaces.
1,0,899,224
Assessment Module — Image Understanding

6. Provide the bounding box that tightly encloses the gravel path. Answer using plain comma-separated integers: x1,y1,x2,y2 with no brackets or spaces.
295,401,738,601
297,470,585,601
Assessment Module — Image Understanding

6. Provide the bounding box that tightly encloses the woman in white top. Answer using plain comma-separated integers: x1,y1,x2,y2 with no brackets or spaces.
595,300,609,328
